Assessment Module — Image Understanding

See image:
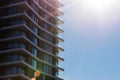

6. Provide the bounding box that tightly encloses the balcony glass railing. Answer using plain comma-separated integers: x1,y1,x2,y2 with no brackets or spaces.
2,1,63,34
0,53,61,77
0,66,25,76
0,54,25,63
33,0,63,24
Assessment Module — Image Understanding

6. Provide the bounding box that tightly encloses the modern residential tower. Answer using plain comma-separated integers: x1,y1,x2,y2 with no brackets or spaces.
0,0,64,80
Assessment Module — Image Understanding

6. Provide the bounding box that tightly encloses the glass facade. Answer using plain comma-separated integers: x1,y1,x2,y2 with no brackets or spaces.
0,0,64,80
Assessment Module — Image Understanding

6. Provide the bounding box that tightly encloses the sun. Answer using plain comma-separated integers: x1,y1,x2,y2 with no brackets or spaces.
82,0,115,12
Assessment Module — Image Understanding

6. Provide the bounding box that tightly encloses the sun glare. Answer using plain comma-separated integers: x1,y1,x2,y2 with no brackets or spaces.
82,0,115,12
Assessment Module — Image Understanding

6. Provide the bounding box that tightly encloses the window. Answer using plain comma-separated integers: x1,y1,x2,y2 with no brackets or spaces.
44,14,49,20
19,55,25,61
49,36,53,42
20,43,26,48
32,4,39,13
12,67,17,74
32,14,38,23
4,67,17,75
55,71,58,77
32,48,37,56
7,32,19,37
44,43,53,53
8,43,19,49
32,59,37,68
44,54,47,62
44,65,48,73
32,37,38,45
32,26,38,34
44,23,49,30
6,55,18,61
49,56,52,64
10,20,26,25
45,33,53,42
44,4,48,10
44,54,53,64
8,43,26,49
44,65,52,74
43,76,46,80
18,67,25,74
20,32,27,37
9,7,17,14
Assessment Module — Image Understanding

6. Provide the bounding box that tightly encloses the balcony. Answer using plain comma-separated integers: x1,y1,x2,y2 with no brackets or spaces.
45,0,63,8
0,60,63,80
0,1,64,34
32,0,64,24
0,48,64,79
0,1,64,33
0,73,31,80
0,34,64,66
42,0,63,14
0,0,64,80
0,6,64,42
0,23,64,53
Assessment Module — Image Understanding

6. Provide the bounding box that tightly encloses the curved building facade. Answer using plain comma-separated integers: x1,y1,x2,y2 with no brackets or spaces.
0,0,64,80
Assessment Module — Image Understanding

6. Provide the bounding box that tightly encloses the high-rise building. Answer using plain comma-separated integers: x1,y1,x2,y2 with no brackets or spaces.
0,0,64,80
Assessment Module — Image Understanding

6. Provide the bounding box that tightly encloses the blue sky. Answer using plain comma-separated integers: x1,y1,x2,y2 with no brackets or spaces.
61,0,120,80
